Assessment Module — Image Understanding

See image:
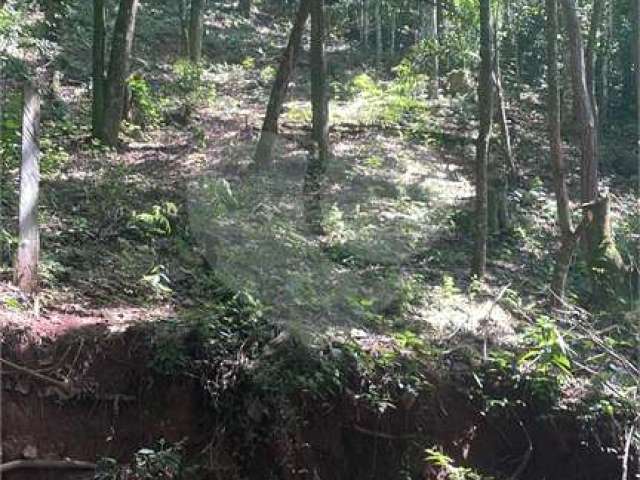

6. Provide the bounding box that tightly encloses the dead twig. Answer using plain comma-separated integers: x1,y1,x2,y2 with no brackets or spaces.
621,420,637,480
350,424,416,441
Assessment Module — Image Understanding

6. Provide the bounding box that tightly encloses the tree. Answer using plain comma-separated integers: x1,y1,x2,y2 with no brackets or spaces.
425,0,438,97
374,0,382,62
99,0,140,146
254,0,311,167
472,0,494,279
560,0,598,206
92,0,106,137
15,82,40,294
546,0,576,302
189,0,204,63
304,0,329,233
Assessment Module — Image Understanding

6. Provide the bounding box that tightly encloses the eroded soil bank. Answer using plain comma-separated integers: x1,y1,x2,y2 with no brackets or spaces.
1,323,631,480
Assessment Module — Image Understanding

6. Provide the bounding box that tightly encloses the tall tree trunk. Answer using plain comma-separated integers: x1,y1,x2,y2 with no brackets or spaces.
179,0,190,56
596,0,612,127
586,0,604,110
101,0,140,146
15,83,40,294
425,0,439,97
305,0,329,233
561,0,598,205
472,0,494,279
363,0,369,48
389,7,396,53
635,0,640,302
0,59,7,265
189,0,204,63
254,0,311,167
493,17,516,179
92,0,106,138
374,0,382,62
547,0,575,302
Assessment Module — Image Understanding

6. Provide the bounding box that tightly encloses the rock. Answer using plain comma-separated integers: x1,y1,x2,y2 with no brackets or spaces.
22,444,38,459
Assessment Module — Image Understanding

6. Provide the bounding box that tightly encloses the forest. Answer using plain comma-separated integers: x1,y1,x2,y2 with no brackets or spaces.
0,0,638,478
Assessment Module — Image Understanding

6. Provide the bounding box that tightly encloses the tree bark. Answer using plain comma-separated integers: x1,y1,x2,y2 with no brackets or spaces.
92,0,106,138
586,0,604,110
389,7,396,53
374,0,382,63
492,18,516,180
15,83,40,294
363,0,369,48
561,0,598,205
254,0,311,167
189,0,204,63
179,0,190,56
425,0,439,97
547,0,577,303
305,0,329,233
101,0,140,146
596,0,612,126
472,0,494,279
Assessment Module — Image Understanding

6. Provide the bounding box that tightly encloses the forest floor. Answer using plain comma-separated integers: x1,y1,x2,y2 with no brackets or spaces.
0,6,639,480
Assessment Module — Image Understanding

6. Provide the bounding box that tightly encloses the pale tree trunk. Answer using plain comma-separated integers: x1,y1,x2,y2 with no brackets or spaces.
418,0,425,42
492,14,516,179
375,0,382,63
425,0,439,97
472,0,494,279
389,7,396,53
586,0,604,112
561,0,598,205
92,0,106,138
305,0,329,233
15,83,40,294
547,0,576,303
363,0,369,48
101,0,140,146
254,0,311,167
596,0,612,126
189,0,204,63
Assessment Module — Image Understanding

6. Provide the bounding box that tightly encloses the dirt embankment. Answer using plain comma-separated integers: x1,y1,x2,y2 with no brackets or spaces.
0,324,631,480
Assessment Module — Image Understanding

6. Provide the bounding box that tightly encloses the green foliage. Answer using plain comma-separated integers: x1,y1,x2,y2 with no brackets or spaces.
167,60,214,122
96,440,186,480
347,72,429,127
130,202,179,237
478,317,572,412
425,448,491,480
128,74,162,128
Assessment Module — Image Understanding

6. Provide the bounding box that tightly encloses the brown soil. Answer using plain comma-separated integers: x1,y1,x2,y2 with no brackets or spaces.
1,324,630,480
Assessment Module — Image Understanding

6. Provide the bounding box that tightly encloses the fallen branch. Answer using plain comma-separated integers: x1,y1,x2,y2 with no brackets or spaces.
0,357,75,393
350,424,416,441
0,459,96,473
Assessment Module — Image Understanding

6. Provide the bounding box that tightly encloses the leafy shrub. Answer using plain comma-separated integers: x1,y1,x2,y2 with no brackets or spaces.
167,60,215,122
128,74,162,128
96,440,185,480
